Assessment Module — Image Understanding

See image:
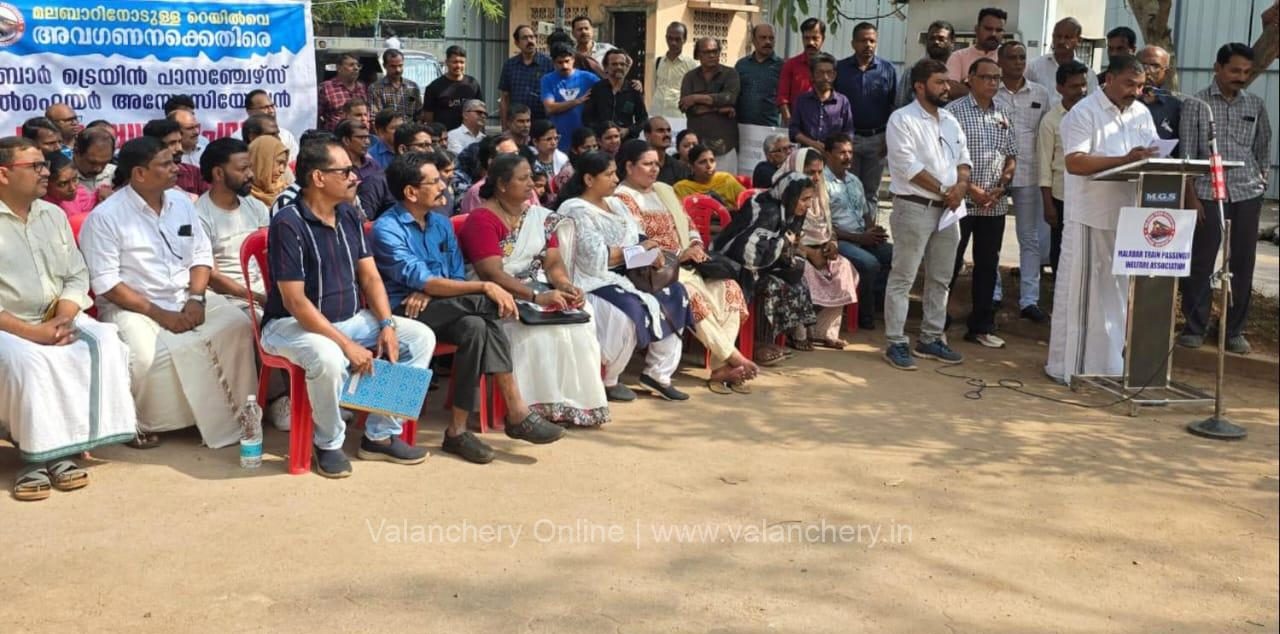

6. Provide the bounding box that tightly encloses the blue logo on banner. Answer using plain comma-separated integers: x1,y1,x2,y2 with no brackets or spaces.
2,0,306,61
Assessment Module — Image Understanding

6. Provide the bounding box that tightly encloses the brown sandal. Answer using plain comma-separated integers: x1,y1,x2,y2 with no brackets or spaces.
786,338,815,352
813,338,849,350
706,380,733,395
755,345,787,366
728,381,752,394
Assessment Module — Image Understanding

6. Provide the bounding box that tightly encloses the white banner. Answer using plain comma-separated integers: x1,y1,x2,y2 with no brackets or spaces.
0,0,316,144
1112,207,1196,277
737,124,788,177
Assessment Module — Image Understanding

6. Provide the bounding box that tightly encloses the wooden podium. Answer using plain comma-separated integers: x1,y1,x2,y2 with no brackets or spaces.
1073,158,1243,416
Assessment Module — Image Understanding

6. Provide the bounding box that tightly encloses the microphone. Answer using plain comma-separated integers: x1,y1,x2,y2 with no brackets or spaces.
1171,91,1228,201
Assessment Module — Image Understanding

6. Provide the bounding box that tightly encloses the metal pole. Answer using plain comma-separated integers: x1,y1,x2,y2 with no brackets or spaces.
1187,95,1247,440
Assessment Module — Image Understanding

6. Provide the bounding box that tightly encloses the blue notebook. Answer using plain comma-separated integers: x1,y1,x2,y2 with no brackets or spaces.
339,360,432,420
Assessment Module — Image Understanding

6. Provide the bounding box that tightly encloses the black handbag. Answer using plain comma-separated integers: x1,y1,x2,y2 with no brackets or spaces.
516,300,591,326
626,249,681,294
690,252,741,280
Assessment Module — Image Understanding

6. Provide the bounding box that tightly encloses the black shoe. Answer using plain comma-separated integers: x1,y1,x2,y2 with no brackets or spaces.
313,446,352,478
605,383,636,402
442,431,495,464
1176,333,1204,348
357,436,428,465
1226,335,1252,355
1020,305,1049,323
505,412,565,444
639,374,690,401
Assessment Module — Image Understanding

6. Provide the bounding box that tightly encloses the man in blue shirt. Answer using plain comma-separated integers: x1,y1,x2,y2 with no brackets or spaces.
260,140,436,478
734,23,784,127
369,109,403,169
371,152,565,464
825,134,892,330
542,44,598,153
835,22,897,210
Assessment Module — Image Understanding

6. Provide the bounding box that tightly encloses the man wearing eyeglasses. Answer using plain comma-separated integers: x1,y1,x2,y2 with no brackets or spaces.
0,136,139,500
447,99,489,155
244,89,300,163
947,57,1018,350
1138,45,1182,157
318,54,369,131
79,136,259,451
261,140,436,477
679,37,742,161
43,104,81,158
752,133,791,187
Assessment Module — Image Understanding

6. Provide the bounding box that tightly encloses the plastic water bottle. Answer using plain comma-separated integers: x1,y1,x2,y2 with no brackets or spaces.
239,395,263,469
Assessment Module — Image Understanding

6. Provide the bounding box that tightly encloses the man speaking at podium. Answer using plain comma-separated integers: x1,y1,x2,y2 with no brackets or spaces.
1046,56,1158,384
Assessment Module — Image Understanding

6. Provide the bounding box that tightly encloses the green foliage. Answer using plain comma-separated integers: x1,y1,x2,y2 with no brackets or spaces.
313,0,406,28
464,0,505,21
770,0,905,36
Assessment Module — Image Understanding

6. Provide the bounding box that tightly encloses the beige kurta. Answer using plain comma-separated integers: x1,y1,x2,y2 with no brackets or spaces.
0,199,138,460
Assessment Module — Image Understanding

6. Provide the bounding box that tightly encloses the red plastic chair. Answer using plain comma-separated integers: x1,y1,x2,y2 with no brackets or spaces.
240,228,417,475
444,213,503,432
735,174,752,190
736,188,762,212
683,194,731,245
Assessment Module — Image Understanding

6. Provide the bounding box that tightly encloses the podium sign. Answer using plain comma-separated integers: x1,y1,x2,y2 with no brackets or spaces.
1112,207,1195,277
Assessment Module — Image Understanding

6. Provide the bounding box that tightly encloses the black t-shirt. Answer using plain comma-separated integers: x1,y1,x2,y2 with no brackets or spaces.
423,75,484,131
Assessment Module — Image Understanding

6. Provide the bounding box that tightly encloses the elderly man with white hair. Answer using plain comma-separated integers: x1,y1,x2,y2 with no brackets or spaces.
752,133,792,187
446,98,488,154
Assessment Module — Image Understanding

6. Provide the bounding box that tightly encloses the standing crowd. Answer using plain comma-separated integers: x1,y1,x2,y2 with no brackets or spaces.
2,10,1272,494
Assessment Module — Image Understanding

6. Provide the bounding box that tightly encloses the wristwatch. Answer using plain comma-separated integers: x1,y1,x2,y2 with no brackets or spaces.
188,293,206,305
379,318,397,331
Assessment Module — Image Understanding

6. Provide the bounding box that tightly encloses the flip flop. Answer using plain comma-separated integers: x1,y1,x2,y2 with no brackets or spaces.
706,380,733,395
13,467,52,501
47,459,89,492
728,381,752,394
126,432,162,449
813,338,850,350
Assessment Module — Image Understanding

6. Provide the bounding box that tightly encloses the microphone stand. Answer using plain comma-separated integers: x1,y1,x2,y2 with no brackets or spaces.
1182,92,1247,440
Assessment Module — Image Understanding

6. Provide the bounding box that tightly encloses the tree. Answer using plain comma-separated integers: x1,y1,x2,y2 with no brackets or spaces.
464,0,504,21
312,0,405,29
1126,0,1279,90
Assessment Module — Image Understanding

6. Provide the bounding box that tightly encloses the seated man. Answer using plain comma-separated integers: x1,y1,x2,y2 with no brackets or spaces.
196,138,270,309
335,119,387,219
0,137,138,501
371,153,564,464
79,137,258,449
142,118,208,197
825,133,892,330
259,140,436,478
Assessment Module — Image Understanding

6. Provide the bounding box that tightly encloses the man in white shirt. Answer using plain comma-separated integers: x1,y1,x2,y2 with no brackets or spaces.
196,137,270,309
79,136,258,450
447,99,488,154
1026,17,1099,105
652,22,697,119
994,41,1054,323
1045,56,1158,384
883,59,972,371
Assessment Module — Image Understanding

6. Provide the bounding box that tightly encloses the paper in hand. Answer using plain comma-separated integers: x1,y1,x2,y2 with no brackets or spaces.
938,200,968,232
622,245,660,269
1151,138,1179,158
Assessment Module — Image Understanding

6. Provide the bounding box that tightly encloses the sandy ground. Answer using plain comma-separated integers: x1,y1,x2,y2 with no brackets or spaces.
2,326,1276,634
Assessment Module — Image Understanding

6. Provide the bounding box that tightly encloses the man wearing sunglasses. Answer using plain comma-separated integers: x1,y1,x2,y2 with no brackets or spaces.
43,104,82,158
79,136,259,451
0,137,139,501
260,140,436,478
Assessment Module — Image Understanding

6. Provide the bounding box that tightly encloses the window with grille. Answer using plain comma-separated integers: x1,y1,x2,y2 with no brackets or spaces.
692,9,732,63
528,3,590,53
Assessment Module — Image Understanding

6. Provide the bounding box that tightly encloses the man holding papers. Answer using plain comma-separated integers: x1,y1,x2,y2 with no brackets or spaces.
1045,56,1158,384
260,140,436,478
882,59,972,371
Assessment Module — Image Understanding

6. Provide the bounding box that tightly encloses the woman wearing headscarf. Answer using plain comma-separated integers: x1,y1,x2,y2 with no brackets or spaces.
247,135,289,208
794,148,858,349
712,148,820,366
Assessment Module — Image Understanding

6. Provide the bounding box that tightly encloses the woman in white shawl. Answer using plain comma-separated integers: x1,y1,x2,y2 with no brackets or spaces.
456,155,610,427
555,151,693,402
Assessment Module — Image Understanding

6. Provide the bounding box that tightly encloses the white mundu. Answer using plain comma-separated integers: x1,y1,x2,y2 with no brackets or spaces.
1046,89,1157,383
80,186,258,448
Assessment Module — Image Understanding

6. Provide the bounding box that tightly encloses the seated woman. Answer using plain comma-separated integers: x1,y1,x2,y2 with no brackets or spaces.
674,144,747,212
597,121,624,157
611,139,759,394
712,153,821,366
457,154,610,427
247,135,289,209
41,151,97,220
792,148,858,350
529,119,570,179
675,129,700,165
549,127,599,206
557,151,692,402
